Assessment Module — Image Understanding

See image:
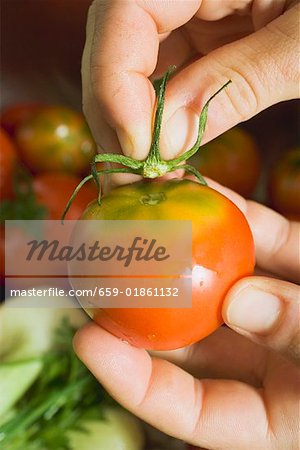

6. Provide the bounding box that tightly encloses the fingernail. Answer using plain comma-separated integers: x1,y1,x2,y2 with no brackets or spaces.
226,287,282,334
161,107,198,159
116,127,151,160
116,128,134,156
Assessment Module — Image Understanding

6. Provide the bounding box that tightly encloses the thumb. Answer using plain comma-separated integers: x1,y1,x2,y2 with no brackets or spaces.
160,5,299,159
222,276,300,365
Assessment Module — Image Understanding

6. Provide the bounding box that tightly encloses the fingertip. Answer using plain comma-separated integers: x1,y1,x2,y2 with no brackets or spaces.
96,75,155,160
160,107,199,159
116,126,151,160
73,320,154,408
73,321,101,360
222,277,282,335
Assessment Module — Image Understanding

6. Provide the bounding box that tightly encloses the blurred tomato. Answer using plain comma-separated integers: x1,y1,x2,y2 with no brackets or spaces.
189,127,261,197
0,103,43,137
32,172,97,220
0,172,97,279
0,128,18,200
15,106,96,175
268,148,300,216
0,228,4,278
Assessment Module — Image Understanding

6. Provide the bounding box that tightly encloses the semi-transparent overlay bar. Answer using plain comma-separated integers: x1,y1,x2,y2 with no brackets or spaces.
5,220,192,308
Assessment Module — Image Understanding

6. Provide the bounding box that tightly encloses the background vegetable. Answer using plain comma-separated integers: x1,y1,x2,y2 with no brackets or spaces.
0,103,43,137
0,295,144,450
32,172,97,220
0,128,17,200
189,127,261,197
15,106,97,175
268,147,300,218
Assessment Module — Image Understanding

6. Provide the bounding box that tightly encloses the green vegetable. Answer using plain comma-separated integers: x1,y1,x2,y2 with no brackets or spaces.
0,168,47,223
0,319,115,449
68,408,145,450
0,359,42,417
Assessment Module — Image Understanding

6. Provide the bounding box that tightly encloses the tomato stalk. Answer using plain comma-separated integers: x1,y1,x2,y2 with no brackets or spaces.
62,68,231,221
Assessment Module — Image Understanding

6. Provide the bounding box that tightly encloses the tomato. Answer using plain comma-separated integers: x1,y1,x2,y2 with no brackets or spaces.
0,173,97,279
0,227,5,278
15,106,96,175
268,148,300,216
0,103,43,137
32,173,97,220
0,128,18,200
189,127,261,197
72,179,254,351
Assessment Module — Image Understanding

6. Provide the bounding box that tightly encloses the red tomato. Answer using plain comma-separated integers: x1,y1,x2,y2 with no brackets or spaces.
0,103,43,137
0,173,97,279
32,173,97,220
0,228,4,278
189,127,261,197
268,148,300,216
15,106,96,175
0,128,18,200
71,179,254,351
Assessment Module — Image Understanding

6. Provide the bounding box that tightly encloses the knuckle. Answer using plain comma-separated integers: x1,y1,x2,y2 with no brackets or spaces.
216,57,261,121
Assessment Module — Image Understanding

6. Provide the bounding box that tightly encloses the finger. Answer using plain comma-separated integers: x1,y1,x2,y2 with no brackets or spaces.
82,1,124,155
74,322,271,448
159,5,299,158
82,1,143,190
202,178,300,282
223,276,300,364
150,28,195,80
84,0,201,160
151,326,267,387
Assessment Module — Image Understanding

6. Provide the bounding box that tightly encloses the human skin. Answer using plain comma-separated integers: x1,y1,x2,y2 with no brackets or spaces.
75,178,300,449
75,1,300,448
81,0,299,188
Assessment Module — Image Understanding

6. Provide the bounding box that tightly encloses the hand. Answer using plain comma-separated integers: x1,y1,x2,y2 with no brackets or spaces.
74,180,300,449
82,0,299,187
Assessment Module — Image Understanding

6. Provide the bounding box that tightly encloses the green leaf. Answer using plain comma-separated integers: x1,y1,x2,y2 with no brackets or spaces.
0,318,116,449
0,168,48,223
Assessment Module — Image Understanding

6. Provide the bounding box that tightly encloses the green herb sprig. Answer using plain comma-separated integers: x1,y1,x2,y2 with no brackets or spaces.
0,318,115,450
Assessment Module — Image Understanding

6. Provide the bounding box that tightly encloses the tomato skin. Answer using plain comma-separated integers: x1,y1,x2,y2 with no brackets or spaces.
0,128,18,200
0,103,43,137
189,127,261,197
15,106,96,175
0,228,4,278
268,148,300,216
74,179,254,351
32,173,97,220
0,173,97,280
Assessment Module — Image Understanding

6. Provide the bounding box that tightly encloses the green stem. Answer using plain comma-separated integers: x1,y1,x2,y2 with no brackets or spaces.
61,167,141,222
0,377,90,442
170,80,232,165
178,164,207,185
62,69,231,219
94,153,143,170
146,66,175,163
